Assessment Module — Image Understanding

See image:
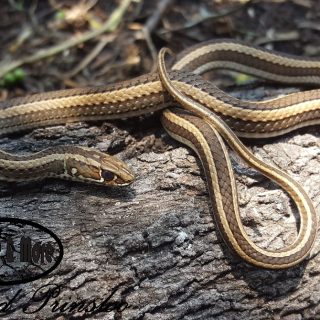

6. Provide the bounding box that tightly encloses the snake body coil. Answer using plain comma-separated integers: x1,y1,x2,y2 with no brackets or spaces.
0,39,319,269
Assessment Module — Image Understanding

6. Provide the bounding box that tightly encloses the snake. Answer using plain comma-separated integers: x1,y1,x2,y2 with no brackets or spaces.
0,39,319,269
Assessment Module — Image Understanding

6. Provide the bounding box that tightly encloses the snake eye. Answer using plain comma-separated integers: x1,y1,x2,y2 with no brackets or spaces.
101,170,115,182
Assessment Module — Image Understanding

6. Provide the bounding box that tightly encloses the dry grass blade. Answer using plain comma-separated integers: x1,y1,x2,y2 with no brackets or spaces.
0,0,133,79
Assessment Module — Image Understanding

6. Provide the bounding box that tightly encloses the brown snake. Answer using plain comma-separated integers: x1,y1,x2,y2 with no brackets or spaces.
0,39,319,269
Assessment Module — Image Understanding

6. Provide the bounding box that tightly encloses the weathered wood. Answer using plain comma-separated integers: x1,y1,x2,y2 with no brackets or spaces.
0,99,319,319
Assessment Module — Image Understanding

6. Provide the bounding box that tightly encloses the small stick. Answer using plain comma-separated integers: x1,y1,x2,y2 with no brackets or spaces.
142,0,173,71
64,34,117,78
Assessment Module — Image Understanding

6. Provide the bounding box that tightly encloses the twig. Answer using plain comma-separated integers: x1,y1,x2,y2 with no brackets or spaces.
64,33,116,78
145,0,174,32
159,0,254,34
141,30,158,71
254,31,300,46
0,0,133,79
141,0,173,71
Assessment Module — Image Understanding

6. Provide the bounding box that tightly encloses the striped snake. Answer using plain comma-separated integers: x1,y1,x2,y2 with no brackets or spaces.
0,39,319,269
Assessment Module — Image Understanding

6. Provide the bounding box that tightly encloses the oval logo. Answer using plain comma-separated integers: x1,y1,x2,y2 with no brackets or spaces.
0,218,63,285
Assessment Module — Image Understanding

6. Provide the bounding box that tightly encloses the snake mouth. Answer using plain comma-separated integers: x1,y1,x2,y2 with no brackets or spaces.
116,180,134,187
101,177,133,187
113,164,135,186
114,173,135,186
100,168,134,186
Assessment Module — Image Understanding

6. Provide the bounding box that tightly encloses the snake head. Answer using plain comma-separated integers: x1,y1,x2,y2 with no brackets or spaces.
98,154,135,186
65,148,134,186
